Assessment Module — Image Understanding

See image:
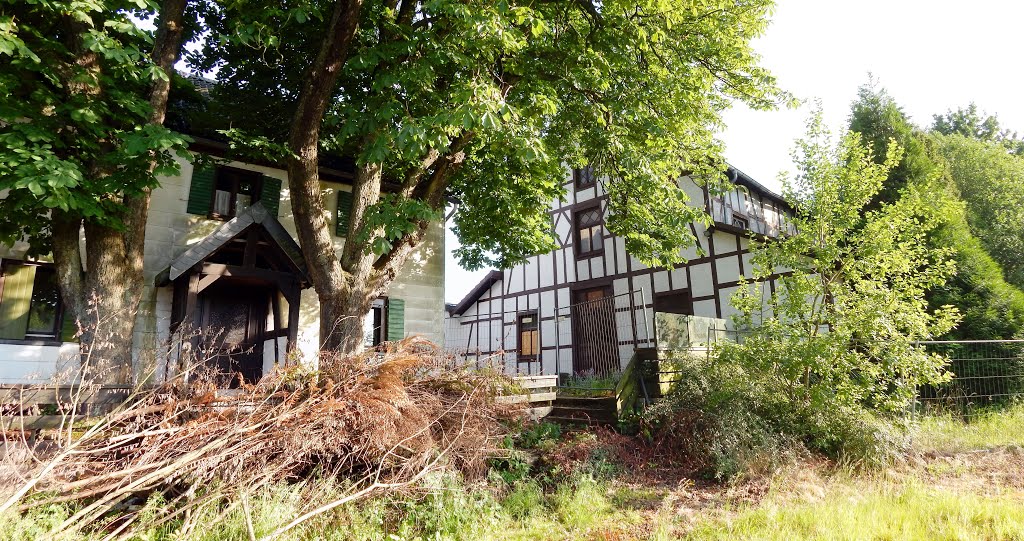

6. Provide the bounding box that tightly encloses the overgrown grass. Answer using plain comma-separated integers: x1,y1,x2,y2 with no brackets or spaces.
0,473,641,541
683,478,1024,541
914,402,1024,453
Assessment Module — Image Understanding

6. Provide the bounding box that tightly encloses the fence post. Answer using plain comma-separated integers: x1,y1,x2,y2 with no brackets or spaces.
554,307,561,379
629,289,639,349
640,288,651,347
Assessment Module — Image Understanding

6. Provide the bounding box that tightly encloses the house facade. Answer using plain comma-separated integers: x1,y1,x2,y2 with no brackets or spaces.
444,166,793,376
0,139,444,384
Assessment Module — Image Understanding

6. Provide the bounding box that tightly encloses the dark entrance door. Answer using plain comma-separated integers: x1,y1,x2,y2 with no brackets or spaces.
198,282,270,387
571,286,619,375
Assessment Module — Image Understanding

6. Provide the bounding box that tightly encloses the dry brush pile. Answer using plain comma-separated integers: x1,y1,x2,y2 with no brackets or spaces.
1,338,523,539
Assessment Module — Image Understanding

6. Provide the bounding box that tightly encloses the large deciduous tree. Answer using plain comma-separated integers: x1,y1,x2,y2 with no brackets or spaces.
192,0,786,353
0,0,190,379
932,132,1024,290
848,84,1024,341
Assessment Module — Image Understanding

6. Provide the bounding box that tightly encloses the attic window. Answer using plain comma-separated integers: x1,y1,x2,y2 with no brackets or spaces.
732,213,749,230
211,167,263,220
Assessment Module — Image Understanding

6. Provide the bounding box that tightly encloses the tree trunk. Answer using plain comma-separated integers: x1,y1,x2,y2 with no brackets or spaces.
318,290,376,354
78,223,143,382
50,0,189,382
285,0,365,355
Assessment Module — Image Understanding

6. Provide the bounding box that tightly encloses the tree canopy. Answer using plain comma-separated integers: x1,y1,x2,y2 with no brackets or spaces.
730,111,957,423
848,84,1024,341
0,0,190,255
187,0,787,270
932,104,1024,156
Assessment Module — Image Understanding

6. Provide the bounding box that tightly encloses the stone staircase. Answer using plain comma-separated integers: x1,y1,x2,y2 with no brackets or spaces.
545,395,617,427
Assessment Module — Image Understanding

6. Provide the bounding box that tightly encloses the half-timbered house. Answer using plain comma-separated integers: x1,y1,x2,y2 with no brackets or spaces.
444,166,794,376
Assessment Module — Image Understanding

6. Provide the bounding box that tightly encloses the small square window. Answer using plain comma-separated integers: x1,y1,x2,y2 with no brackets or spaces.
732,213,749,230
573,166,596,189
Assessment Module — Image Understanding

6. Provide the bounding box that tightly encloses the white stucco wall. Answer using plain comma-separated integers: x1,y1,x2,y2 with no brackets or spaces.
0,154,444,384
141,156,445,370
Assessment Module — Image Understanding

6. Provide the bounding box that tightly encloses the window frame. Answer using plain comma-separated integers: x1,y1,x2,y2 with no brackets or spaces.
731,212,749,230
517,311,540,361
208,166,264,221
0,260,65,343
573,202,605,260
573,166,596,190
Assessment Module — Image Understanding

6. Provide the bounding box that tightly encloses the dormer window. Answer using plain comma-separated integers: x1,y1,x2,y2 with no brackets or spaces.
573,166,596,190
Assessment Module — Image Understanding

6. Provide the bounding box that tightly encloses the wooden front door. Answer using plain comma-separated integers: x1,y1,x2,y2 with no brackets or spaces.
198,283,270,387
571,286,620,376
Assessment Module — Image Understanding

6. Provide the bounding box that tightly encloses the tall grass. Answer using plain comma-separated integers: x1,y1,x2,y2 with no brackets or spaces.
914,402,1024,453
0,473,637,541
684,478,1024,541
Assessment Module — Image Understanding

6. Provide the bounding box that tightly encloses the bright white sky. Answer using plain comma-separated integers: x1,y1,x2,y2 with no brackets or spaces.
445,0,1024,303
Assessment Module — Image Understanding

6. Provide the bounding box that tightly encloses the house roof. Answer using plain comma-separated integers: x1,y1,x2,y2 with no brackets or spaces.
156,202,310,285
447,270,503,316
727,164,792,210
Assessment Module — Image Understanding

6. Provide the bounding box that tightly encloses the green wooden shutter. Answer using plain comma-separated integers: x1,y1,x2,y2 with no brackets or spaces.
259,175,282,217
386,298,405,341
335,190,353,237
186,164,216,215
0,264,35,340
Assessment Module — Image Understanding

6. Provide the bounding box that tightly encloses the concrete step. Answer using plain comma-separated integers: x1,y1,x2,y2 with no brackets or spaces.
548,407,616,423
544,414,616,428
552,395,616,408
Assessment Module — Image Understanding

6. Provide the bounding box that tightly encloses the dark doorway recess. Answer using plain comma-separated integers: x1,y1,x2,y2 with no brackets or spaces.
571,285,619,376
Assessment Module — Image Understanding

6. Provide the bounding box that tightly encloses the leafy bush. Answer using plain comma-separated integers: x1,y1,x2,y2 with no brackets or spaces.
643,113,957,476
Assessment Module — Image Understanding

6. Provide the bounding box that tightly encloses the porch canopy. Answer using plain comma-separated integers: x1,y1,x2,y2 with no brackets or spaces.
156,202,311,369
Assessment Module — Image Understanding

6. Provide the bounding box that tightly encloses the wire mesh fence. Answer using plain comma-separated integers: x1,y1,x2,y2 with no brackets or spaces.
915,340,1024,417
652,329,1024,418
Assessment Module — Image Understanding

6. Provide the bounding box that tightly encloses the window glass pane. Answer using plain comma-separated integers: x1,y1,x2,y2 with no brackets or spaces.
235,193,252,215
213,190,232,215
589,226,602,252
579,228,591,253
26,268,59,336
238,179,255,196
363,307,379,347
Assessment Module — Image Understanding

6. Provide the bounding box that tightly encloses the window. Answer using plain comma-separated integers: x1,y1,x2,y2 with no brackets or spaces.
573,166,595,189
363,298,386,348
518,312,539,359
574,206,604,257
25,267,61,339
0,262,64,341
731,213,749,230
654,290,693,316
211,167,263,219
